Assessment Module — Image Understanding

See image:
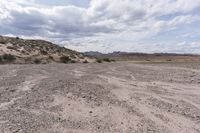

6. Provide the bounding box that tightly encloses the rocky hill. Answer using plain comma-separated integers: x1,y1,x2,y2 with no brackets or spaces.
0,35,92,64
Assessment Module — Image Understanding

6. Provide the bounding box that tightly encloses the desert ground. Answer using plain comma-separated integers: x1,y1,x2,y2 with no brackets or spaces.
0,62,200,133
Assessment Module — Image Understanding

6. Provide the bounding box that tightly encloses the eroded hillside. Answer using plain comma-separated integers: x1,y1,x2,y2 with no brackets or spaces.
0,36,92,64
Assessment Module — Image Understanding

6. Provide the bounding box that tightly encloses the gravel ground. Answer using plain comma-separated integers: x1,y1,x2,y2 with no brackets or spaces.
0,62,200,133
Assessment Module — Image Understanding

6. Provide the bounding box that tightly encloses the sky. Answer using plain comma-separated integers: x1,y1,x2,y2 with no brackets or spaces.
0,0,200,53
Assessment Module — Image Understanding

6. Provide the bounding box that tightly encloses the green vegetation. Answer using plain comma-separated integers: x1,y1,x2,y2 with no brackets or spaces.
0,56,2,63
0,54,16,63
102,58,115,62
96,58,115,63
2,54,16,62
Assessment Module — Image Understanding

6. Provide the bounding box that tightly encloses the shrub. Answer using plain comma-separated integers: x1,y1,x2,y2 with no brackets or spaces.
96,59,102,63
2,54,16,62
71,60,76,63
102,58,112,62
0,41,6,44
0,56,2,63
60,56,71,63
34,59,42,64
16,37,20,40
48,56,54,60
83,60,89,63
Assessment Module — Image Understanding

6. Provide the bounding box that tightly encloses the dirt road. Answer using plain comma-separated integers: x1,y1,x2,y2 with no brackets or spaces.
0,62,200,133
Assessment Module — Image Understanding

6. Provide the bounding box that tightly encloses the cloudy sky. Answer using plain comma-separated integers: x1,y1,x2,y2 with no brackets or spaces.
0,0,200,53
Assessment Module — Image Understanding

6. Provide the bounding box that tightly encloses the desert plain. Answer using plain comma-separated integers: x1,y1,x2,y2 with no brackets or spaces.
0,62,200,133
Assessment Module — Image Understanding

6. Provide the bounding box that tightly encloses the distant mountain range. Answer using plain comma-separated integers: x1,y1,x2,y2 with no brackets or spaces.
84,51,197,57
84,51,200,62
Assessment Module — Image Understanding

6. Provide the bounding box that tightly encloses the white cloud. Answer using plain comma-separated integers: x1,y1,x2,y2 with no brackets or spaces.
0,0,200,53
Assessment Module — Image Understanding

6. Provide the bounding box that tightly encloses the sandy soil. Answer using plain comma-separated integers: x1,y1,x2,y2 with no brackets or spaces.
0,62,200,133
